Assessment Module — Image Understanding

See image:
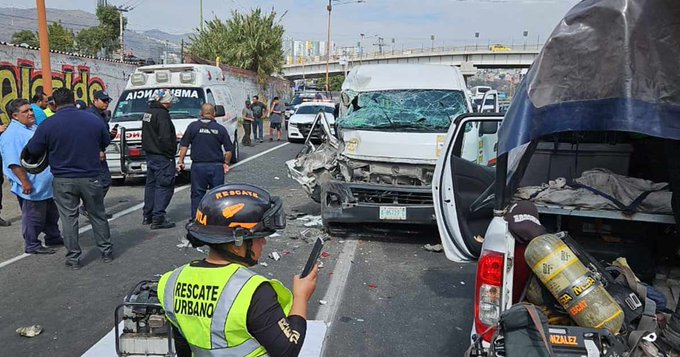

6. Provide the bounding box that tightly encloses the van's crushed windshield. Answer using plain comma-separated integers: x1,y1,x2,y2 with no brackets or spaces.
338,89,468,132
111,87,206,122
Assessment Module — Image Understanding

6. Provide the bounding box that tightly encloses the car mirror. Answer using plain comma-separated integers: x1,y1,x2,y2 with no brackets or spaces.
479,121,498,135
215,105,226,117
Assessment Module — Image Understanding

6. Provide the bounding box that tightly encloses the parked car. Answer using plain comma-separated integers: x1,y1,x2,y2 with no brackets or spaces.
287,102,336,143
433,0,680,355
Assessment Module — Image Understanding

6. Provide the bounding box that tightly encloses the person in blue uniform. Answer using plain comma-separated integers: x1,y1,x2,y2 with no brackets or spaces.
177,103,233,220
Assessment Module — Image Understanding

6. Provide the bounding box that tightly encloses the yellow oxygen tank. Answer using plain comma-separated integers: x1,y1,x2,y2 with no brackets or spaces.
524,234,624,334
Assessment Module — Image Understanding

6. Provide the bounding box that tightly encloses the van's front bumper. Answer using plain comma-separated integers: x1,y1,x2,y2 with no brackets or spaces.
321,180,436,225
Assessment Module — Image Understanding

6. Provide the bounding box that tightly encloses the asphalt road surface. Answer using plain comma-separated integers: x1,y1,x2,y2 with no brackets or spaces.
0,140,475,356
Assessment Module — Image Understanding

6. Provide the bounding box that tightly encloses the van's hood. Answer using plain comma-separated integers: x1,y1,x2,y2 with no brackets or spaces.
340,129,446,165
500,0,680,155
290,113,335,125
113,118,196,141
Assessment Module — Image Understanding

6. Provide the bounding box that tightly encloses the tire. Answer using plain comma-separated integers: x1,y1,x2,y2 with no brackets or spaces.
231,132,240,163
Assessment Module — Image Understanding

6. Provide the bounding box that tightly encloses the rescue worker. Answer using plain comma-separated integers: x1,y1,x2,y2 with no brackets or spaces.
177,103,233,221
141,89,177,229
81,90,118,219
158,183,319,357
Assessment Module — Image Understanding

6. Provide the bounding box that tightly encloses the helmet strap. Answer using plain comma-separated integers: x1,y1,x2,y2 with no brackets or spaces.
212,240,258,267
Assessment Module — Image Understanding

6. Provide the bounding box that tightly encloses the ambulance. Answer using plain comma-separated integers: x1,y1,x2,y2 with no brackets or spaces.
107,64,240,179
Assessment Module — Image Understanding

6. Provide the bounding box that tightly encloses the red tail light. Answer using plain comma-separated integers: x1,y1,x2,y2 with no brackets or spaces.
474,250,504,342
128,148,142,157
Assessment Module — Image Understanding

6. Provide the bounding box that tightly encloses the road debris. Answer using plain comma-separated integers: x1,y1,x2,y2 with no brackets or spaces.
259,262,269,267
16,325,43,337
368,284,378,289
269,252,281,261
268,233,281,238
177,239,191,248
356,319,365,322
423,243,443,252
274,176,280,180
297,215,323,227
321,251,330,258
319,300,328,305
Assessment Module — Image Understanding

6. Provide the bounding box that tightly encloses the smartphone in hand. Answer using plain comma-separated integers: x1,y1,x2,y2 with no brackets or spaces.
300,237,324,278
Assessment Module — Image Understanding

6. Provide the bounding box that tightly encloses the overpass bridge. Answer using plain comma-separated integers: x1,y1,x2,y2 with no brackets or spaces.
281,44,541,79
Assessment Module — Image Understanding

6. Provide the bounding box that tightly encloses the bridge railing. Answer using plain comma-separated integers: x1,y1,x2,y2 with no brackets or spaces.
284,43,543,67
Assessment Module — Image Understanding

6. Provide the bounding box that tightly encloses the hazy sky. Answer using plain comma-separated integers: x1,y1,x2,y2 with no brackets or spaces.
3,0,579,48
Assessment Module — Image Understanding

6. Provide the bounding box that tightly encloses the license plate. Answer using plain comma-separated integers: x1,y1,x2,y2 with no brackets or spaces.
379,206,406,220
141,164,147,172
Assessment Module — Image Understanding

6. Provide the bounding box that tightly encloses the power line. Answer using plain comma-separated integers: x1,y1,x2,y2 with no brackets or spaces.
0,12,95,29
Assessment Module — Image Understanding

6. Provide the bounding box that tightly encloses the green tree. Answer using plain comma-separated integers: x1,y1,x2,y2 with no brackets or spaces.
76,27,103,56
11,30,39,47
48,22,76,52
189,8,285,88
75,5,126,57
329,75,345,92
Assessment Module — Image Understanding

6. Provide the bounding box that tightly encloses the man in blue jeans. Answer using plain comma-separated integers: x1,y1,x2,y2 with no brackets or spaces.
250,95,267,143
142,89,177,229
177,103,233,220
26,88,113,269
0,98,63,254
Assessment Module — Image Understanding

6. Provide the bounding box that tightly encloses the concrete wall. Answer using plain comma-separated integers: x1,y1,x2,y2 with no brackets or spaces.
0,43,137,124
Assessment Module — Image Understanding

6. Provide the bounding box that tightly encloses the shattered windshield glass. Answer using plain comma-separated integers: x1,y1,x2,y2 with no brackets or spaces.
338,90,468,132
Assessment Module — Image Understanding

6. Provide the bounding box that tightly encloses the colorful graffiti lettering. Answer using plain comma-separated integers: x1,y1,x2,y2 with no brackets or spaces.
0,59,106,124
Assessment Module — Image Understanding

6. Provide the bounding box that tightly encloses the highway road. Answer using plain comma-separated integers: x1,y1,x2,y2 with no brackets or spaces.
0,140,475,356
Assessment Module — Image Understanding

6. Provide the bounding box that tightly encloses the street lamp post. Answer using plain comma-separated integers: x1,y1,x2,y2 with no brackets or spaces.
523,30,528,50
325,0,365,92
325,0,332,92
431,34,435,51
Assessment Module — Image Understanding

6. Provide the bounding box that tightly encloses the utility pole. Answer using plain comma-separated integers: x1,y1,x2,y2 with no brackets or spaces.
180,39,184,63
200,0,204,31
325,0,332,92
373,37,385,55
36,0,52,94
114,6,130,61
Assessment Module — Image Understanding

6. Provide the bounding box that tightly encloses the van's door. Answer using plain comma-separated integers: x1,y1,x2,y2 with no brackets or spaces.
432,114,504,262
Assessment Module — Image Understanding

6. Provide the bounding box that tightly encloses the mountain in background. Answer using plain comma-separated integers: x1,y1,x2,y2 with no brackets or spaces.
0,7,194,61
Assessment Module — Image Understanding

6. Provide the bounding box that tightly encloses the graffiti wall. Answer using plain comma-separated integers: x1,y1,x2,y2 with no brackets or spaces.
0,44,137,124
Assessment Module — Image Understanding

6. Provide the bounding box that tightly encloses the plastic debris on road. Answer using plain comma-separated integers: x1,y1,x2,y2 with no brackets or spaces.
297,215,323,227
319,300,328,305
368,284,378,289
177,239,191,248
268,233,281,238
259,262,269,267
16,325,43,337
274,176,280,180
321,251,330,258
269,251,281,261
423,243,443,252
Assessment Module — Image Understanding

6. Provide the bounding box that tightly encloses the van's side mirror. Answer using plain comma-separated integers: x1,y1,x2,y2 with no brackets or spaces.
215,105,226,117
479,121,498,135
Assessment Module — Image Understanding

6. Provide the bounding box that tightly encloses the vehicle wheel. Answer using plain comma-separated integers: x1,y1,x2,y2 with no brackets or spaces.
231,132,239,163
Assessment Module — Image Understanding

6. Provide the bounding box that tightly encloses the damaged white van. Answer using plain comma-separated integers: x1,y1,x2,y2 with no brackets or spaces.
434,1,680,355
286,64,472,229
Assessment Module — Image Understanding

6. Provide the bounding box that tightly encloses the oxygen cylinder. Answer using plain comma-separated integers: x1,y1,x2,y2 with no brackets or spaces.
525,234,623,334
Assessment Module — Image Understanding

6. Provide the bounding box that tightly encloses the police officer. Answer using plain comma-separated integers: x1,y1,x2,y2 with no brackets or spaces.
158,183,319,357
142,89,177,229
178,103,233,221
81,90,118,219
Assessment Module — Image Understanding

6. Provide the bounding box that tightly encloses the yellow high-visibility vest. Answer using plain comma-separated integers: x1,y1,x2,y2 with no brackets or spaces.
158,263,293,357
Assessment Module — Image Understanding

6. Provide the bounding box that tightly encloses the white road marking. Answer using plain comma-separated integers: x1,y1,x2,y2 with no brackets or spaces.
0,143,290,270
315,239,359,356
